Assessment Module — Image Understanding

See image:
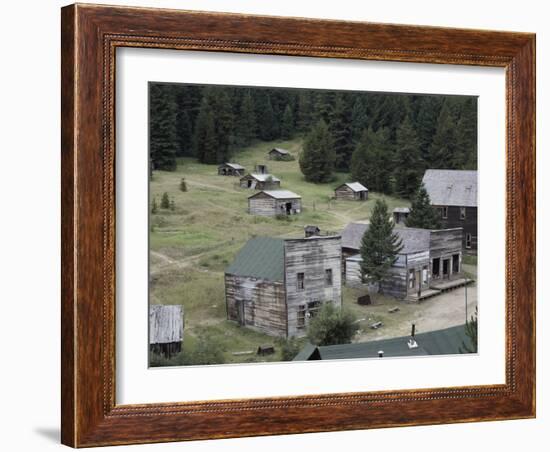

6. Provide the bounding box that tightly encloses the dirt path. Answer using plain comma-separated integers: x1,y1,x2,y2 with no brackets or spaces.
150,250,209,276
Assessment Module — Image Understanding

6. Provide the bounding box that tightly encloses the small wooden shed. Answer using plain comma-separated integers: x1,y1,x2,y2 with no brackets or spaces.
268,148,292,160
218,162,245,176
393,207,411,224
304,225,321,238
334,182,369,201
240,173,281,190
149,305,184,358
248,190,302,217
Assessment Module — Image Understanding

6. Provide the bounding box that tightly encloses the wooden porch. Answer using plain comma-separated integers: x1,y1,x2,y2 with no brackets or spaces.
430,277,474,292
406,288,441,302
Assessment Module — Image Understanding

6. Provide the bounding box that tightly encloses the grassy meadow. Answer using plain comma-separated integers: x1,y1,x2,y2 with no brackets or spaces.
149,137,410,365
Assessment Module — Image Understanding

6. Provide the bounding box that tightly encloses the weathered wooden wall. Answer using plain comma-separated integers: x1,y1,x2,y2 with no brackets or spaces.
284,236,342,337
224,274,287,337
335,186,356,200
240,176,281,190
248,193,301,216
430,228,464,279
435,206,477,250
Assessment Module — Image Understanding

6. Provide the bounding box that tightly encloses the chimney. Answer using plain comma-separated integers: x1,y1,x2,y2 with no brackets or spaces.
411,323,416,337
378,350,384,358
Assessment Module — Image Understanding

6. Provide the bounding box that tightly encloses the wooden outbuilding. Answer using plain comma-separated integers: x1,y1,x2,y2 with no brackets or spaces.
149,305,184,358
304,225,321,238
334,182,369,201
422,169,478,251
268,148,292,160
225,235,342,337
341,223,466,301
239,173,281,190
393,207,410,224
218,162,245,176
248,190,301,217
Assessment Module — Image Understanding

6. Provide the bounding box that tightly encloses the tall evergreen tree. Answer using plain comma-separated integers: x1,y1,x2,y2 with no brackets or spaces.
414,96,442,165
149,84,178,171
281,104,294,139
256,93,279,141
210,89,234,163
299,119,336,183
405,183,441,229
235,90,257,146
360,199,403,285
193,97,217,164
456,97,478,169
329,93,354,171
350,97,368,143
296,92,313,133
394,116,422,198
175,109,193,156
428,101,459,168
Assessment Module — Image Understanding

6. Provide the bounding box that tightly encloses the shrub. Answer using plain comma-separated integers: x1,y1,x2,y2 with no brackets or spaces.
179,177,188,192
307,303,360,346
160,192,170,209
280,338,301,361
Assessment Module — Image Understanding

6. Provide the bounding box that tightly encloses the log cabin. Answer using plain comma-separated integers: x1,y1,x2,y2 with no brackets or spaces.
149,305,184,358
248,190,301,217
217,162,245,176
341,223,467,301
422,169,478,251
239,173,281,190
225,235,342,337
334,182,369,201
268,147,292,160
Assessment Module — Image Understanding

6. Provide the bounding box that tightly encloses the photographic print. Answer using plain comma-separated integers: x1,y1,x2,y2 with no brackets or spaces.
148,83,478,367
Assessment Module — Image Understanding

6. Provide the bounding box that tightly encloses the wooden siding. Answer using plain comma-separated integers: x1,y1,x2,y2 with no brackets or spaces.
239,175,281,190
429,228,464,281
224,274,287,337
435,205,477,250
248,193,301,217
284,237,342,337
335,185,368,201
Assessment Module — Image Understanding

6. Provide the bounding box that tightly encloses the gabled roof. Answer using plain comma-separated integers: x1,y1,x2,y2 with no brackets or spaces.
422,169,478,207
225,237,285,281
219,162,245,170
242,173,281,182
249,190,301,200
341,223,430,254
336,182,368,192
293,325,469,361
270,147,290,154
149,305,184,345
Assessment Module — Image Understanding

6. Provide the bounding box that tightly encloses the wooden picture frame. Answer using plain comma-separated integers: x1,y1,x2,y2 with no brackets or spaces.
61,3,535,447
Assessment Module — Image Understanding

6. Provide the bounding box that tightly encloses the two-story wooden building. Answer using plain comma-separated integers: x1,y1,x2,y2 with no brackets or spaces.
225,235,342,337
422,169,478,251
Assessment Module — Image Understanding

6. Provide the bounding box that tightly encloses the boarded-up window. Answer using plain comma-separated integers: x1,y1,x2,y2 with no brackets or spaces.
297,272,305,291
325,269,333,286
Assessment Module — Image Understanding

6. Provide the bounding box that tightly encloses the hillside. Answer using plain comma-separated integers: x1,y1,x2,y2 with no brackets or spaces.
149,137,411,364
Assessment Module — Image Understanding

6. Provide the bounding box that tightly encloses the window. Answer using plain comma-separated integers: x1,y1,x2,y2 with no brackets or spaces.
297,272,305,291
408,269,416,289
441,206,448,219
460,207,466,220
325,269,333,286
307,301,322,318
466,233,472,249
297,304,306,328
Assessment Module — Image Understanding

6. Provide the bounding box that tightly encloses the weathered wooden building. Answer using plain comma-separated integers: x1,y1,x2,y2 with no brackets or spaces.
268,147,292,160
341,223,466,300
248,190,302,217
334,182,369,201
393,207,410,224
149,305,184,358
304,225,321,238
422,169,478,251
218,162,245,176
225,235,342,337
239,173,281,190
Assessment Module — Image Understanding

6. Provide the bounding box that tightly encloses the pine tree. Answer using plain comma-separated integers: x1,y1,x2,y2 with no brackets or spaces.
235,90,257,146
193,97,217,164
257,93,278,141
405,183,441,229
459,308,478,353
151,197,158,214
350,97,368,143
456,97,478,169
281,104,294,139
296,92,313,133
174,89,194,156
360,199,403,285
429,101,459,168
350,128,372,188
415,96,443,165
179,177,187,192
394,116,422,198
149,84,178,171
299,119,336,183
329,93,354,171
160,192,170,209
210,89,234,163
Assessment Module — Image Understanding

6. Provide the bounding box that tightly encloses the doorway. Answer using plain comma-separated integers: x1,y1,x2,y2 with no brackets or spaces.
432,258,440,279
285,202,292,215
236,300,245,326
442,259,450,279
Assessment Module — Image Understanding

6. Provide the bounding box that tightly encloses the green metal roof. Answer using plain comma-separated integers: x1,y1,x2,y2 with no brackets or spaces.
294,325,471,361
225,237,285,281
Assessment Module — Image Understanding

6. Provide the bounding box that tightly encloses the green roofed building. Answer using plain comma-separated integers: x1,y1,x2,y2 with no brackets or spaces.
225,235,342,337
293,324,472,361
